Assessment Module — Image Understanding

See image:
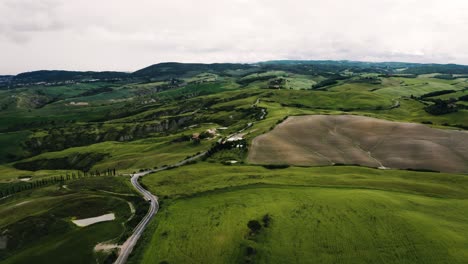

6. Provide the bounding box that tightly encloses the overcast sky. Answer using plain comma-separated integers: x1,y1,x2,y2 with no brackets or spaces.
1,0,468,74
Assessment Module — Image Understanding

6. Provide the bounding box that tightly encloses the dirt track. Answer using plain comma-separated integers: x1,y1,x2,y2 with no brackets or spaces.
248,115,468,173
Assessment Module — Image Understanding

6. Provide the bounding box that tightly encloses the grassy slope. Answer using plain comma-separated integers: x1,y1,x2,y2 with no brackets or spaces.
373,77,466,97
11,136,210,173
133,163,468,263
266,89,394,110
0,131,31,163
2,75,467,183
362,99,468,126
144,187,468,264
0,176,138,264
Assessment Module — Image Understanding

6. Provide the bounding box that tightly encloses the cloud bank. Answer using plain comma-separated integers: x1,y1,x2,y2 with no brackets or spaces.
1,0,468,74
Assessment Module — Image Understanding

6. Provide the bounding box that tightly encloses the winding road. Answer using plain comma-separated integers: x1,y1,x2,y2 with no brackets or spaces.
114,152,207,264
114,98,260,263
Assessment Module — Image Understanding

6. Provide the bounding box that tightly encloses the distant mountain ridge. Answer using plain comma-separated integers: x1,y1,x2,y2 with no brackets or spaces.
4,60,468,87
132,62,253,79
12,70,129,83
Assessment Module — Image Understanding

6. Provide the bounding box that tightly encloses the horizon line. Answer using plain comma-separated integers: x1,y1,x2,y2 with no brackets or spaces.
3,59,468,76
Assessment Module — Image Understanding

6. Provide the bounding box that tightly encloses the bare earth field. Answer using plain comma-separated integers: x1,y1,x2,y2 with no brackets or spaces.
248,115,468,173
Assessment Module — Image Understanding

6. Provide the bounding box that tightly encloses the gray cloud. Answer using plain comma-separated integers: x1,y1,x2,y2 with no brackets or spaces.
1,0,468,74
0,0,64,42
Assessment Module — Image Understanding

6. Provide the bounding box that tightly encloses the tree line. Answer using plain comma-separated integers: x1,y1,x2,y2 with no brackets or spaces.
0,168,118,199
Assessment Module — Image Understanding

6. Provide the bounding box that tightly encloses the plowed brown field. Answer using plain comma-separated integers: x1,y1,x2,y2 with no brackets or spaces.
248,115,468,173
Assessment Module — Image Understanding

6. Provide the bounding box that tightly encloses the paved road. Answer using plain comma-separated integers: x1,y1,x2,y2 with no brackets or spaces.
114,152,206,264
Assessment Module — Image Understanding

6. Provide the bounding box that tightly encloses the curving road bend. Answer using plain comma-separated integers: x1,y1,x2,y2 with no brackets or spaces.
114,152,207,264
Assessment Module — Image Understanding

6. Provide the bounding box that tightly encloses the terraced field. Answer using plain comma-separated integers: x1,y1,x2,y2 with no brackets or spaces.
248,115,468,173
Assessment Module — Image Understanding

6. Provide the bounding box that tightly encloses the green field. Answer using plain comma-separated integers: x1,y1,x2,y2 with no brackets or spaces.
128,163,468,263
142,186,468,264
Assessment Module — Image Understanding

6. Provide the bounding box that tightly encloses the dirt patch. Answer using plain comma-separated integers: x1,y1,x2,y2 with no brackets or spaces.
19,177,32,182
94,243,121,252
248,115,468,173
13,201,31,207
72,213,115,227
126,202,135,222
128,202,135,214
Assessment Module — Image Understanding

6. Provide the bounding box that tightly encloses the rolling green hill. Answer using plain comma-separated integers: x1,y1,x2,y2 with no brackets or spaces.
133,163,468,264
1,60,467,264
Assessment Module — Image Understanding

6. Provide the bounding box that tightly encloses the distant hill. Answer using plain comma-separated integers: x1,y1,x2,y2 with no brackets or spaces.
5,60,468,87
11,70,129,85
402,64,468,74
131,62,253,79
0,75,12,83
260,60,419,68
261,60,468,73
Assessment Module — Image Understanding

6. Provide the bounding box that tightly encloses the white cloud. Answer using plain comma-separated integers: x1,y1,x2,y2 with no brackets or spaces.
1,0,468,74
